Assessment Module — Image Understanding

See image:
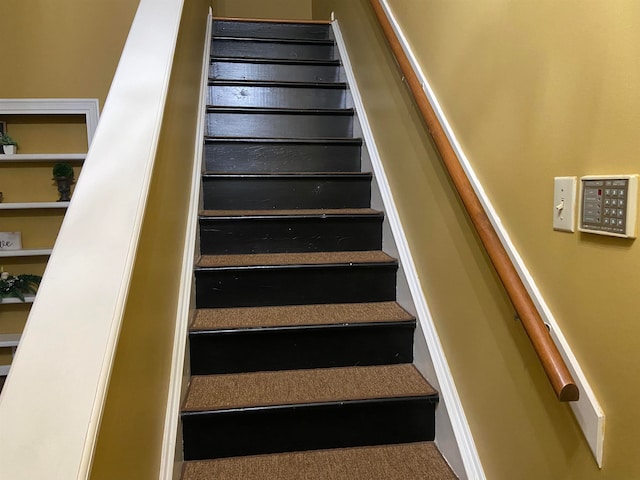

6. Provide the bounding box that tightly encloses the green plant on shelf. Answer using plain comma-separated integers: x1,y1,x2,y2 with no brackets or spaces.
0,133,17,146
0,267,42,301
52,163,75,202
52,163,74,179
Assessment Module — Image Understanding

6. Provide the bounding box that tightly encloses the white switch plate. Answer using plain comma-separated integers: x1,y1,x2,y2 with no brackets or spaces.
553,176,577,232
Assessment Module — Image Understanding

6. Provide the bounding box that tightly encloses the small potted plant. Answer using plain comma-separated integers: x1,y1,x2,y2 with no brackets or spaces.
52,162,75,202
0,133,18,154
0,267,42,302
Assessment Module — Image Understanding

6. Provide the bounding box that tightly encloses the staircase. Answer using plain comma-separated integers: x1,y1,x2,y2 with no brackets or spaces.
180,18,457,479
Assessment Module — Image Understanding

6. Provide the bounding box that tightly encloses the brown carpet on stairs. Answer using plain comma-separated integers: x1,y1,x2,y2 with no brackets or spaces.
191,301,413,330
201,208,380,216
183,364,435,412
181,442,458,480
196,250,394,268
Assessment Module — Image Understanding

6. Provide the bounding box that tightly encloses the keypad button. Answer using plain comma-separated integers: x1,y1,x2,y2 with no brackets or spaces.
612,199,618,207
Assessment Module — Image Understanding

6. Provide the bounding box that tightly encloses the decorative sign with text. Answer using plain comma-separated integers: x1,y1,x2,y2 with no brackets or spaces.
0,232,22,251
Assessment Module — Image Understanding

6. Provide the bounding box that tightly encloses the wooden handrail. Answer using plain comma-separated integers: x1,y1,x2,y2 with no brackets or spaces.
368,0,578,402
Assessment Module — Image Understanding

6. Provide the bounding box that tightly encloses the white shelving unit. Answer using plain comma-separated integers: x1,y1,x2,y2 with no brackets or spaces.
0,249,53,258
0,153,86,163
0,334,21,348
0,334,21,377
0,202,70,210
0,296,35,305
0,99,99,378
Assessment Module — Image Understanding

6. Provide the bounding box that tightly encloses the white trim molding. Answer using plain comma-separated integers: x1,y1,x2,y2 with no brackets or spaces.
376,0,604,467
0,98,100,143
332,20,485,480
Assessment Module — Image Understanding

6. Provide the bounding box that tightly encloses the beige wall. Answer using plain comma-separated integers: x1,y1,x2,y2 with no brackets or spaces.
214,0,312,20
0,0,139,106
314,0,640,478
88,1,212,478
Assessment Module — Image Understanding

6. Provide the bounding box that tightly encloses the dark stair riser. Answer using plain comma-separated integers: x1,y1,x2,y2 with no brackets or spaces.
204,139,361,173
207,109,353,138
211,60,342,84
194,262,397,308
189,321,415,374
182,396,436,460
212,21,332,41
200,214,383,254
212,38,336,61
202,174,371,210
209,83,348,110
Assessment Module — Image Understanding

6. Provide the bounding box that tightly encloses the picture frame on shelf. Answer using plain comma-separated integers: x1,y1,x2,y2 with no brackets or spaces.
0,232,22,251
0,121,5,136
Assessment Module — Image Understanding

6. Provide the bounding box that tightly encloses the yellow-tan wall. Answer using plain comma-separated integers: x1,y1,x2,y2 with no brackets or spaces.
0,0,139,152
0,0,140,106
314,0,640,478
214,0,312,20
88,1,213,478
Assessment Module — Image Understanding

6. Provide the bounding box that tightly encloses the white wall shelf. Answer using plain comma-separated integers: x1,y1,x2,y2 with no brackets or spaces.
0,249,52,258
0,296,34,305
0,202,69,210
0,153,86,163
0,334,21,348
0,99,99,385
0,335,20,378
0,99,100,142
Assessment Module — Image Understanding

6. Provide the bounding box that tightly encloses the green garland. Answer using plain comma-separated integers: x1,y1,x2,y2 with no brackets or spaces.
0,269,42,301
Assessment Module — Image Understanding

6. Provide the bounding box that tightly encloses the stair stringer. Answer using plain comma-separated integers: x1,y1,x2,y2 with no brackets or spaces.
332,19,486,480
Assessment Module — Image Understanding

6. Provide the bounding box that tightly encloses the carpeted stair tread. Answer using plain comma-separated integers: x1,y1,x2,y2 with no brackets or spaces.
191,301,413,330
202,171,370,177
196,250,394,268
183,364,434,412
200,208,380,217
205,136,361,143
210,56,341,66
181,441,457,480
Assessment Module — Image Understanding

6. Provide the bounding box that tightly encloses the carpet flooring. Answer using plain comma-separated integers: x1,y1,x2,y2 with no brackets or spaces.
200,208,380,217
196,250,395,268
183,364,435,412
181,442,457,480
191,301,413,330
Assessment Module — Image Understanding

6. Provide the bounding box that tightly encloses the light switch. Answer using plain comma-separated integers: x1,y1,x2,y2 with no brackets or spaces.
553,177,577,232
